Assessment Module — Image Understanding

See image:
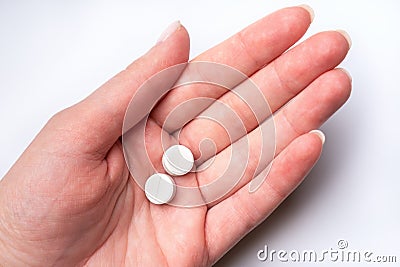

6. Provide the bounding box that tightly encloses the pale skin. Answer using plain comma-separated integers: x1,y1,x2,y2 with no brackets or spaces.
0,6,351,267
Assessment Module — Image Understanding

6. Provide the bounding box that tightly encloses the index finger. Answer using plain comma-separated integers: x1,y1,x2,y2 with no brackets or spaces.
151,5,314,132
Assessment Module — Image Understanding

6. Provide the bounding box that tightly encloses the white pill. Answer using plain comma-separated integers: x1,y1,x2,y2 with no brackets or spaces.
145,173,176,204
162,145,194,176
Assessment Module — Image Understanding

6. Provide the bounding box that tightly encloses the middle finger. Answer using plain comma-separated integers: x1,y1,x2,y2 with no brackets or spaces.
179,31,350,161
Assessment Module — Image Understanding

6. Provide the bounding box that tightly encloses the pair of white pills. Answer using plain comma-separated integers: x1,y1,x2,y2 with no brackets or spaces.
144,145,194,205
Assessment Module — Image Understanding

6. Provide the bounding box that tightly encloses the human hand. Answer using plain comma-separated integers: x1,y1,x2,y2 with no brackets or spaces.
0,5,351,266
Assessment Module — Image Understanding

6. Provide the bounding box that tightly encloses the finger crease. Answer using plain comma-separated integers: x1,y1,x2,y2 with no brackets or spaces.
281,108,304,137
236,31,262,73
271,61,298,97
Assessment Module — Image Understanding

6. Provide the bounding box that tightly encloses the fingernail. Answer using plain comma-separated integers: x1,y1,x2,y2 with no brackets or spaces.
298,4,315,22
336,30,352,48
338,68,352,82
157,20,181,44
309,130,325,145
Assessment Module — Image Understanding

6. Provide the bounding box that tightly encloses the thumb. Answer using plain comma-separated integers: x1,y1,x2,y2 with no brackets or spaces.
51,21,190,157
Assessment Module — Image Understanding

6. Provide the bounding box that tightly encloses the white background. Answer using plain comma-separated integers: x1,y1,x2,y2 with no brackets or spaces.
1,1,399,266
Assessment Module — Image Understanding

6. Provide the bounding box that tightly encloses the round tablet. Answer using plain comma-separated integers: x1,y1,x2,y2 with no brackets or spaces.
145,173,176,204
162,145,194,176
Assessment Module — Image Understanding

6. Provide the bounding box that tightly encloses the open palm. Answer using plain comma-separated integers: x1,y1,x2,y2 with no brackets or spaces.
0,6,351,267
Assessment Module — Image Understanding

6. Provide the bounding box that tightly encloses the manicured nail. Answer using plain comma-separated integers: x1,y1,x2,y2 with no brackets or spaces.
310,130,325,145
298,4,315,22
157,20,181,44
336,30,352,48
